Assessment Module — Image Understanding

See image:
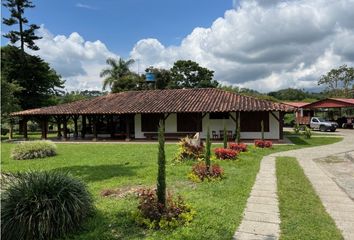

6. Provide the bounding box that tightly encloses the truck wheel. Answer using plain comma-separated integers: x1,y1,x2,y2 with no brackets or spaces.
320,125,327,132
330,129,336,132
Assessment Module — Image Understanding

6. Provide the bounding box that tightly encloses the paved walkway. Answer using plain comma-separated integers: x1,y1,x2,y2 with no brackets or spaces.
234,129,354,240
233,156,280,240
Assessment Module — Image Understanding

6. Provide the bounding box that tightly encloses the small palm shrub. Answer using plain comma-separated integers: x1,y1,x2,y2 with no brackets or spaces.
1,171,94,240
214,148,239,160
134,188,195,229
174,136,204,162
293,123,301,134
228,143,248,152
189,162,224,182
11,140,57,160
303,126,312,139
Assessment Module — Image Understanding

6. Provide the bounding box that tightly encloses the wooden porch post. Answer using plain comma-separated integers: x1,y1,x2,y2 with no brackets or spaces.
56,116,62,138
23,117,28,140
279,111,284,140
73,115,79,139
125,115,131,141
40,117,48,139
81,115,86,139
110,115,115,138
62,116,68,140
92,116,98,141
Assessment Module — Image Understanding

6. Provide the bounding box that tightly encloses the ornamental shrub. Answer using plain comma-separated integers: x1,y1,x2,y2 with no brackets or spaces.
293,123,301,134
174,136,204,162
11,140,57,160
134,188,195,229
228,143,248,152
1,171,94,240
214,148,239,160
189,162,224,182
303,126,312,139
254,140,273,148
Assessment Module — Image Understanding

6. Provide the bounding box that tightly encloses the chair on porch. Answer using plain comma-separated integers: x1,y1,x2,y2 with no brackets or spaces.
227,130,233,140
219,130,224,140
212,131,218,139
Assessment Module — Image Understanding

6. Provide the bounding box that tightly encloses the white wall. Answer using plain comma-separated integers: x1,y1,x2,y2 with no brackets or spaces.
134,112,280,139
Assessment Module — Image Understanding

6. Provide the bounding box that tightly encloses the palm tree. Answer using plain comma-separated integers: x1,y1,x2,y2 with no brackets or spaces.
100,58,135,90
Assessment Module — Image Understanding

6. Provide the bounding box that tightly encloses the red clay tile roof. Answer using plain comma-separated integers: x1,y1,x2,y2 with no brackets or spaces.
282,101,310,108
331,98,354,105
11,88,293,116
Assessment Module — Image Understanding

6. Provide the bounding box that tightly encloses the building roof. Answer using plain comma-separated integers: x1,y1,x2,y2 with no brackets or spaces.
11,88,293,116
302,98,354,109
282,101,309,108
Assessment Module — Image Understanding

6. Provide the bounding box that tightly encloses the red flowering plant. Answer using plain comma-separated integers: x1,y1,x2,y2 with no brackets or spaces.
189,162,224,182
228,143,248,152
133,188,195,229
214,148,239,160
254,140,273,148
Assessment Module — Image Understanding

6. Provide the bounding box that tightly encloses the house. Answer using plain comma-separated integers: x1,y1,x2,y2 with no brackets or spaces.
284,98,354,126
11,88,292,140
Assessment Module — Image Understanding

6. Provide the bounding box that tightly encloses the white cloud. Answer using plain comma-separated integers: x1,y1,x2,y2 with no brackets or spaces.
75,3,97,10
130,0,354,92
30,0,354,93
30,26,118,91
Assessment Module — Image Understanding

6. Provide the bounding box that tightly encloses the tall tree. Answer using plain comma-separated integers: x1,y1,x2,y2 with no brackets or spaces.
100,58,135,91
318,65,354,97
1,45,65,109
169,60,218,89
111,73,144,93
2,0,42,53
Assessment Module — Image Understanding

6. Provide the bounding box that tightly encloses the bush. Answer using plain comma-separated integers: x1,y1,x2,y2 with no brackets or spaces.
228,143,248,152
174,136,204,162
189,162,224,182
254,140,273,148
1,171,94,240
293,123,301,134
303,127,312,139
214,148,238,160
11,140,57,160
134,188,195,229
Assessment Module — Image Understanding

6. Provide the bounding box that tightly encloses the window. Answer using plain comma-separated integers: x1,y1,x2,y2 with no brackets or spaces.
240,112,269,132
177,113,202,132
209,112,229,119
141,114,163,132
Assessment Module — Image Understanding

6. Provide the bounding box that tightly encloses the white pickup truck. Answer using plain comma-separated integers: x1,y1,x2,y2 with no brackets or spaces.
310,117,338,132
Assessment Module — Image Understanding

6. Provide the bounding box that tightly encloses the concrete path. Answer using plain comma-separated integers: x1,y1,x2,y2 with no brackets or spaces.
274,129,354,240
233,156,280,240
234,129,354,240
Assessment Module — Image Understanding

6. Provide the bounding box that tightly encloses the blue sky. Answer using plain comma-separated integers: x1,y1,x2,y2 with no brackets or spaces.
2,0,233,57
1,0,354,92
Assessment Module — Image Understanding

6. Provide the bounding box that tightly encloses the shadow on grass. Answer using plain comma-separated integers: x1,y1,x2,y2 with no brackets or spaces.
67,209,146,240
288,137,310,146
54,164,141,182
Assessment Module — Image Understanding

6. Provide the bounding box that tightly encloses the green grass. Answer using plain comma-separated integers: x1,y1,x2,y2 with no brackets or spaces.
276,157,343,240
1,135,342,240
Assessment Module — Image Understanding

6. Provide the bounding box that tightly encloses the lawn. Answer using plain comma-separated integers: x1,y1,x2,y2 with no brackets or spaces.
0,136,342,240
276,157,343,240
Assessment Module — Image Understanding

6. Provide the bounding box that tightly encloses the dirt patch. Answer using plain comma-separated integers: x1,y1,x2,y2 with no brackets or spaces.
100,185,150,198
315,151,354,200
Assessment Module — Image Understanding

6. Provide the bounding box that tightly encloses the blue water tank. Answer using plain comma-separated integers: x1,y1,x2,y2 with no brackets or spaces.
146,72,155,82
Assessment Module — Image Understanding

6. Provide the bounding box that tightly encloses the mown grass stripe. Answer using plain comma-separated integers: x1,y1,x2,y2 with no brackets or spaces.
276,157,343,240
